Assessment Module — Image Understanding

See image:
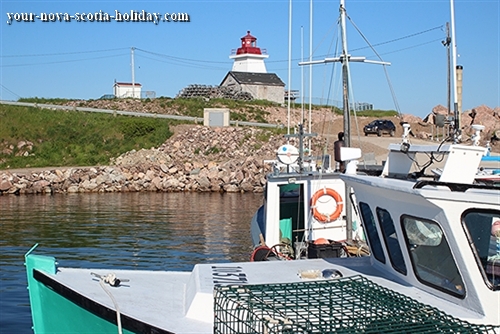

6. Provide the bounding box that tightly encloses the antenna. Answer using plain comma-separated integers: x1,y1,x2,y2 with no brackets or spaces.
298,0,390,242
309,0,313,151
450,0,460,141
301,25,304,125
442,22,451,137
299,1,390,148
284,124,317,173
287,0,292,136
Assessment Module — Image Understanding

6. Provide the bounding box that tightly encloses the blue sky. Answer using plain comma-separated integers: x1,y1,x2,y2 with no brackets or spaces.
0,0,498,118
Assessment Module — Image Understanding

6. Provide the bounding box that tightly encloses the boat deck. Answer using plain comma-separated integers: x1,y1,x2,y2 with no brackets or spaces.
31,256,494,333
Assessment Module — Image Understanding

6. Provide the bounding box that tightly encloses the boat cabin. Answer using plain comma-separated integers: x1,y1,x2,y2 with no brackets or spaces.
341,138,499,325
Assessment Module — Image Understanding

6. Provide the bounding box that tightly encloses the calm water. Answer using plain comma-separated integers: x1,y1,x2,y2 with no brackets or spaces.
0,192,263,334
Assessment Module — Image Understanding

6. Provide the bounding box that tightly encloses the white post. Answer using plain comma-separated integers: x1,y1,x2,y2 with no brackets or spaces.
308,0,313,150
301,26,304,125
450,0,459,137
131,47,136,98
287,0,292,136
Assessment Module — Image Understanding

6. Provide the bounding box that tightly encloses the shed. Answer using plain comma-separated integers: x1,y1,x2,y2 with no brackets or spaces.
113,82,142,98
220,71,285,104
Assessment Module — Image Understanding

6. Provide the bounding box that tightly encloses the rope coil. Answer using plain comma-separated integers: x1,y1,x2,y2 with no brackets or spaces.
91,272,129,334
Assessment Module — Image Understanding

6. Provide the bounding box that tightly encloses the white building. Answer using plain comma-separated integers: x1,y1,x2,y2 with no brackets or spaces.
113,82,142,98
221,31,285,104
220,72,285,104
229,31,269,73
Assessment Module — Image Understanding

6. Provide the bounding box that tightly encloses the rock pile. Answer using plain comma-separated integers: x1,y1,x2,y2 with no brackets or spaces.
0,126,326,195
2,103,498,196
417,105,500,143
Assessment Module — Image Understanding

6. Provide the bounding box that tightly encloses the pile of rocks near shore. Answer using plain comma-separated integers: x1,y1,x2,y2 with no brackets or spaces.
0,126,326,195
0,159,266,195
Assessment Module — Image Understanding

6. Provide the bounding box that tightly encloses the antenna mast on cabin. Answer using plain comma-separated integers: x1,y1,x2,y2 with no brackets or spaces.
299,0,390,241
449,0,460,141
299,0,390,144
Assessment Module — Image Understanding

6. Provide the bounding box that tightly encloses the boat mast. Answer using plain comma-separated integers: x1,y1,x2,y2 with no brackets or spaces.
450,0,460,141
340,0,351,147
339,0,353,241
298,0,389,241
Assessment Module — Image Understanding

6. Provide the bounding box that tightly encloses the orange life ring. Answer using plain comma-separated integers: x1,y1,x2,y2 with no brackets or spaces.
311,188,343,223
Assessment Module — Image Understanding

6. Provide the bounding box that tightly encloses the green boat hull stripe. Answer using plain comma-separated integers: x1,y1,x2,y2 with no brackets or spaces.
33,269,174,334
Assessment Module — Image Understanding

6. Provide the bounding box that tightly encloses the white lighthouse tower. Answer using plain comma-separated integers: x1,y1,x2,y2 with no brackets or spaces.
230,31,268,73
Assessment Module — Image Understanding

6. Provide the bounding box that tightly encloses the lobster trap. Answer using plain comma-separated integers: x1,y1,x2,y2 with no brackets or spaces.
214,275,499,333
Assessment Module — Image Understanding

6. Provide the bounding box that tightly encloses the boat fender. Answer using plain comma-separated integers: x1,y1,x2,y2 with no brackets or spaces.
311,188,343,222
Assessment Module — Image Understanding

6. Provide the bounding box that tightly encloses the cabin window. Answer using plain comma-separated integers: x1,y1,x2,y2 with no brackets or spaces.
376,208,407,275
462,209,500,290
402,215,465,298
359,202,385,263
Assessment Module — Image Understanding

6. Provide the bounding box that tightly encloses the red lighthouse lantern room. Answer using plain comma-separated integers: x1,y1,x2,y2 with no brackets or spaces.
236,31,262,55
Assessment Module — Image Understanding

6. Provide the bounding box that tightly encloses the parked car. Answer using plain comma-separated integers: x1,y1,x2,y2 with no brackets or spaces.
364,119,396,136
99,94,115,100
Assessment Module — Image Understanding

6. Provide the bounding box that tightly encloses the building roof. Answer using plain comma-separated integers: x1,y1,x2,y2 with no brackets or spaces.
114,82,142,87
221,71,285,87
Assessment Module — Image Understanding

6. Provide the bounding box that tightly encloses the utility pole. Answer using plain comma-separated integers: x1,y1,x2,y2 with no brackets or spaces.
131,47,136,98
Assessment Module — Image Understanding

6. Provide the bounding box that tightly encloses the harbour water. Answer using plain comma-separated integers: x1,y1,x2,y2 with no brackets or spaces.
0,192,262,333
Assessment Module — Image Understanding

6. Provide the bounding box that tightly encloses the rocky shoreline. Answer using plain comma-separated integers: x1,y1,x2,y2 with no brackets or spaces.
0,126,317,195
2,103,499,196
0,161,267,195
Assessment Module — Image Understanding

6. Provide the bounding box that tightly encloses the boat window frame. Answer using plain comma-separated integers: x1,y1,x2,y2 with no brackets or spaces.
376,207,407,275
461,208,500,291
401,214,466,299
358,202,386,264
278,183,306,245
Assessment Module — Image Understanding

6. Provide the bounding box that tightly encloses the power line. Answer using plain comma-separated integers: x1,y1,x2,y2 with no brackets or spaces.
266,24,445,64
134,48,230,64
0,25,444,70
0,48,130,58
1,53,128,68
135,53,227,71
349,24,444,53
377,38,445,57
0,84,21,99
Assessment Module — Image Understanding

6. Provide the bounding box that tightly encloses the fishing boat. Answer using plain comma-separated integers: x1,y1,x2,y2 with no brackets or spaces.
249,0,393,260
24,1,500,333
249,124,371,261
24,125,500,332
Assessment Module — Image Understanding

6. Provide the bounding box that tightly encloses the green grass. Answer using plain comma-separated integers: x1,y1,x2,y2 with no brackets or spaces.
0,104,174,169
18,97,76,105
353,109,399,117
1,97,397,170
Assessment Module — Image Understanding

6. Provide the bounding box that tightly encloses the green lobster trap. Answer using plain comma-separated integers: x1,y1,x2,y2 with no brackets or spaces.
213,275,499,333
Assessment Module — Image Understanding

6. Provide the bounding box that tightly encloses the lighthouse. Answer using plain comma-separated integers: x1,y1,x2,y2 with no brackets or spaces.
220,31,285,104
230,31,269,73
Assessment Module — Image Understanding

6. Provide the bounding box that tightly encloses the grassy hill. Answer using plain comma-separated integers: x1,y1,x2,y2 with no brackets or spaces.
0,103,175,169
0,98,398,169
